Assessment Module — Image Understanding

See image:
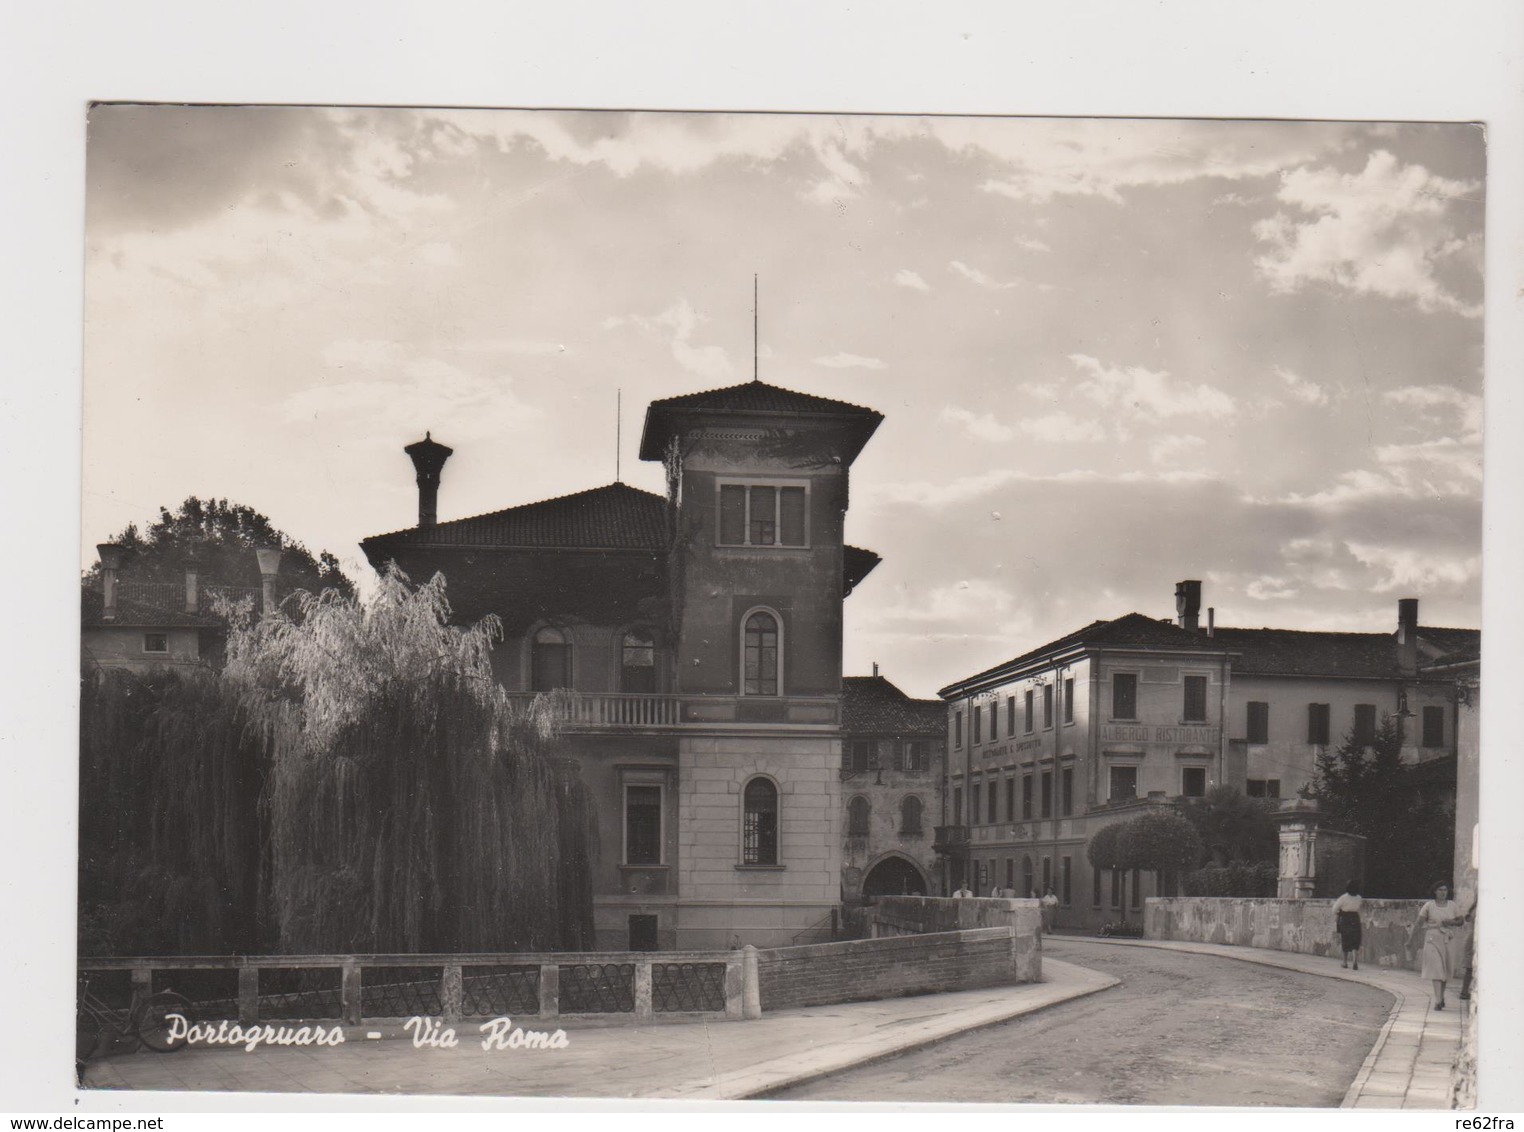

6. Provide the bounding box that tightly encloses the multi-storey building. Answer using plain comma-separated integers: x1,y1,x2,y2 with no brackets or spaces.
839,670,945,901
936,580,1478,929
361,380,884,950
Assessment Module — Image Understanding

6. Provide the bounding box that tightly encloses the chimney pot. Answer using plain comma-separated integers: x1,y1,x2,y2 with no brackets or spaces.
1207,607,1215,638
1175,579,1202,632
97,543,124,622
872,661,879,677
1397,598,1419,675
255,547,283,617
404,433,454,528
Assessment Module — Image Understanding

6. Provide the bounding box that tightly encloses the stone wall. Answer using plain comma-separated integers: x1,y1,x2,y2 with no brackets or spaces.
869,895,1038,937
1145,897,1427,971
757,924,1038,1011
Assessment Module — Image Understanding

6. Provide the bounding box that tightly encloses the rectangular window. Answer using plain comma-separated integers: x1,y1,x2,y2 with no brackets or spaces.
1113,673,1138,719
1006,858,1015,891
1109,765,1138,803
1064,677,1075,724
953,786,963,824
1005,776,1015,821
989,699,998,741
1183,675,1208,722
1422,706,1445,749
954,711,963,749
1042,684,1054,729
971,784,981,827
844,739,873,772
906,741,927,773
1307,703,1331,746
1024,689,1035,733
1131,868,1143,910
1247,778,1282,799
1092,866,1103,908
1181,766,1207,798
1022,774,1034,820
1042,857,1053,892
143,633,168,653
987,782,998,823
1008,695,1016,734
1353,703,1377,747
1040,770,1053,818
973,705,983,745
1060,767,1074,816
625,785,662,865
717,481,807,547
1111,868,1122,909
1246,701,1270,744
1061,857,1072,905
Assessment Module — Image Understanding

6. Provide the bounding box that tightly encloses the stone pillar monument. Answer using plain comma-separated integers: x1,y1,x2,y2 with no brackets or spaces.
1273,798,1320,899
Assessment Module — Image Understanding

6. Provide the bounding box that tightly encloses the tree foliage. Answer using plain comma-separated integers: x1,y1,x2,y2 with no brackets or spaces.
84,496,355,600
1179,786,1278,865
1303,713,1452,899
1116,811,1205,876
79,564,600,956
1085,821,1123,871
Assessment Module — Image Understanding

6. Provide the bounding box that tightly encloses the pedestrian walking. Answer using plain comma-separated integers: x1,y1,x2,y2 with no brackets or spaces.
1041,887,1060,932
1409,881,1467,1010
1331,880,1363,969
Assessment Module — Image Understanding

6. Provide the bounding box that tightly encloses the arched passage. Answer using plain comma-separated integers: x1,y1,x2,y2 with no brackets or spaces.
861,854,928,897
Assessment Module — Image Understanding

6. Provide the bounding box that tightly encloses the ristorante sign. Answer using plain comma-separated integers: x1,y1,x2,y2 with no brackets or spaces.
1101,725,1219,745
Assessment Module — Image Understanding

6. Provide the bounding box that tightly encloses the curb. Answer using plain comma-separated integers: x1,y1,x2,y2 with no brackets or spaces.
675,960,1121,1101
1058,935,1430,1109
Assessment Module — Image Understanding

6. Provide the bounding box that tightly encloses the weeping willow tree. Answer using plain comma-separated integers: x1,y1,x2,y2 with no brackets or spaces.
222,566,597,954
78,665,269,956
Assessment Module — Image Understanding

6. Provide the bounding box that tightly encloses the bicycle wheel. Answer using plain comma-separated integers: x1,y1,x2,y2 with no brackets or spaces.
75,1008,104,1063
137,991,193,1053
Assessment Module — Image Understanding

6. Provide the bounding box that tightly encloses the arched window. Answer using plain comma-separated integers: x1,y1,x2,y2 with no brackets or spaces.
742,610,780,696
847,796,871,836
620,629,656,693
742,777,779,865
900,795,923,835
531,626,571,692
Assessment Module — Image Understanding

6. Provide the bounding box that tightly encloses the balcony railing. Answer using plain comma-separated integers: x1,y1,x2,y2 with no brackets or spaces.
504,691,839,731
932,825,969,853
506,692,681,728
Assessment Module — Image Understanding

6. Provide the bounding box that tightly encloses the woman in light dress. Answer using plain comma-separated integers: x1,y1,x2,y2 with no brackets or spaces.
1331,880,1363,969
1411,881,1467,1010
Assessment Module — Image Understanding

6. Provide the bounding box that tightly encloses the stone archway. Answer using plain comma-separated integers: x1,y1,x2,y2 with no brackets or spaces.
861,854,929,897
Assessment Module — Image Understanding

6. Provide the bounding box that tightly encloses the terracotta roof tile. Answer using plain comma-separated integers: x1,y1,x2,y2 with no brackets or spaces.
842,675,946,735
362,483,668,552
80,590,222,629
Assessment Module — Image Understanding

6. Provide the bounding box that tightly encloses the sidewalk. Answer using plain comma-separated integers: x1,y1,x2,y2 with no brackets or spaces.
1077,936,1465,1110
81,958,1117,1102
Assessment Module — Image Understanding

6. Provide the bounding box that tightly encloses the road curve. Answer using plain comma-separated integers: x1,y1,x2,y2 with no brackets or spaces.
773,937,1394,1107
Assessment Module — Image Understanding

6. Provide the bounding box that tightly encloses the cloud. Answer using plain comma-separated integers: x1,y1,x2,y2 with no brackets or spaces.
1275,366,1331,407
1069,354,1236,420
1150,435,1207,465
815,352,887,370
941,406,1015,442
1384,384,1482,441
893,269,930,292
1017,381,1060,401
285,339,543,440
1344,542,1481,594
605,299,734,380
863,467,1217,509
1019,413,1107,444
1246,575,1299,601
1253,150,1483,317
949,260,1018,290
1013,235,1051,252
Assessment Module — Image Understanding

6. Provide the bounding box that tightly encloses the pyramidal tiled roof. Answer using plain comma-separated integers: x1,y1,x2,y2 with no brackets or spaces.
362,483,668,553
938,613,1228,698
81,589,222,629
647,380,880,416
639,380,883,461
842,675,946,735
1214,624,1481,679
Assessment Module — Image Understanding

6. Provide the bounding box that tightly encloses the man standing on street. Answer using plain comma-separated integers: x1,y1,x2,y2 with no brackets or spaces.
1041,887,1059,932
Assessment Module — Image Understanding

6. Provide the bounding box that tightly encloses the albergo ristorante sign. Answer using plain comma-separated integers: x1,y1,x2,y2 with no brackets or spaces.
1101,725,1219,745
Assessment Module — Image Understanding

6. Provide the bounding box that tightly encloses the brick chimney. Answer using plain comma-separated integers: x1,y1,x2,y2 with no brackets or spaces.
255,546,283,617
184,543,201,614
97,543,124,622
1175,580,1202,632
404,432,454,529
1397,597,1419,676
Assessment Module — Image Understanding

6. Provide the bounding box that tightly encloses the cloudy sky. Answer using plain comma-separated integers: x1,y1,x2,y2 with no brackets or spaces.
83,107,1484,697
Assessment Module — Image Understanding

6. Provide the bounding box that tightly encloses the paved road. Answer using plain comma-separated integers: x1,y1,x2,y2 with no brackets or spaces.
774,938,1394,1107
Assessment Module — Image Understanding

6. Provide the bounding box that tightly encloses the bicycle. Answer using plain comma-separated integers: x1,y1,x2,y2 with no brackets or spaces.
76,974,194,1062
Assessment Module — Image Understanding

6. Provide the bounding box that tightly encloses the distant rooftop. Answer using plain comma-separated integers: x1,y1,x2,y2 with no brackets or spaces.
638,379,882,462
842,675,945,736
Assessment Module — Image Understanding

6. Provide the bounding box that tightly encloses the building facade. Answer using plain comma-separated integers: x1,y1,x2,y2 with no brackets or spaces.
360,380,884,950
936,580,1478,929
839,672,945,902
